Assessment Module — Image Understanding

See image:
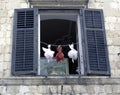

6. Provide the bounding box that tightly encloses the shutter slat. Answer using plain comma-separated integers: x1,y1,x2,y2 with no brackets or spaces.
12,8,38,75
17,10,34,28
83,9,110,75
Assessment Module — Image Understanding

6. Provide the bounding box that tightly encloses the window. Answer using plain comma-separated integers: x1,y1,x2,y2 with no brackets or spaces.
12,8,110,76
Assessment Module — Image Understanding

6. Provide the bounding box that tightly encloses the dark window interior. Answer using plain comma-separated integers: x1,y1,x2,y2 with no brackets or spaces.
40,19,78,74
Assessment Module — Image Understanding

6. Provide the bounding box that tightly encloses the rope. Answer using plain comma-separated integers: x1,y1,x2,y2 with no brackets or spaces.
40,41,78,47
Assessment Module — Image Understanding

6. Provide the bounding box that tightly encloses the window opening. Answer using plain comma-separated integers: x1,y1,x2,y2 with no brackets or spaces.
40,12,79,75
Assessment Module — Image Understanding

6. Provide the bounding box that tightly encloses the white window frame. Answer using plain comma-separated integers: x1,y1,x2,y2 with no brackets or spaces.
37,10,84,76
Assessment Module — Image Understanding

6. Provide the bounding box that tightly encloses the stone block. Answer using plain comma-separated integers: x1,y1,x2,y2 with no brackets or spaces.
33,94,42,95
115,23,120,30
0,31,4,38
88,0,96,3
24,93,34,95
104,85,112,94
6,18,13,24
29,86,38,93
3,62,11,70
117,17,120,23
6,24,12,31
0,62,3,72
109,23,115,31
5,37,12,45
47,85,59,94
62,85,73,94
1,24,7,32
19,85,30,94
116,70,120,76
95,0,104,3
109,59,117,70
0,86,4,94
0,18,7,24
73,85,87,94
0,54,4,62
0,2,6,10
0,45,1,54
86,85,95,94
81,93,89,95
108,46,120,54
4,54,11,62
6,86,19,94
112,70,120,77
37,86,49,94
0,10,8,18
8,10,14,17
116,62,120,69
20,3,28,8
4,45,11,54
110,2,118,9
104,9,120,17
5,3,19,9
105,17,117,23
105,22,110,30
94,85,105,94
112,85,120,93
110,69,115,76
106,38,112,45
3,69,11,77
108,94,120,95
5,31,12,38
112,37,120,46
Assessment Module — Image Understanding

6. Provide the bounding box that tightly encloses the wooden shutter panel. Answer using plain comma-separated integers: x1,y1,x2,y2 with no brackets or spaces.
12,8,38,75
82,9,110,75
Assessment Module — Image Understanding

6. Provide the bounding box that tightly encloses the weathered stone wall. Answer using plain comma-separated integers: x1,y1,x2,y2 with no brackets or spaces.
0,77,119,95
0,0,120,78
0,0,120,95
0,0,29,77
0,85,115,95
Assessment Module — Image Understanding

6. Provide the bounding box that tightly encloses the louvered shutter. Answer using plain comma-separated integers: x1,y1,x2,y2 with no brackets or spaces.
82,9,110,75
12,8,38,75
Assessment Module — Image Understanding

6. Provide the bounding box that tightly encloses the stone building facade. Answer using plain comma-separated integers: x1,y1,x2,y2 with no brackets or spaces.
0,0,120,95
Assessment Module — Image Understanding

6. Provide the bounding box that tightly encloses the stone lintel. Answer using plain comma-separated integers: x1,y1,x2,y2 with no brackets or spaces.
29,0,89,7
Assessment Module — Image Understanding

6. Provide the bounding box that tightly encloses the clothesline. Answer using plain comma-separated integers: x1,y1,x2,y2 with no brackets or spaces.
40,41,78,47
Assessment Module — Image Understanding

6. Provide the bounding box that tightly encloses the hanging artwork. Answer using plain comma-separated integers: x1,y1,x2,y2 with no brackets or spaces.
68,44,78,63
55,45,64,62
42,45,55,63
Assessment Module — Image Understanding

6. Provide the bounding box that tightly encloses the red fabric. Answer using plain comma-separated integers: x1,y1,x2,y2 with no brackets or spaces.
56,52,64,62
55,45,64,62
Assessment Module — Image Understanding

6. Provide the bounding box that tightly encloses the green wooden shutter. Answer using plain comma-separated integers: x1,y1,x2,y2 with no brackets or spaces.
12,8,38,75
82,9,110,75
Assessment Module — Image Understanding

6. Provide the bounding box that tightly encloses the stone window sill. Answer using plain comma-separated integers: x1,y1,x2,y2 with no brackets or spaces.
0,76,120,85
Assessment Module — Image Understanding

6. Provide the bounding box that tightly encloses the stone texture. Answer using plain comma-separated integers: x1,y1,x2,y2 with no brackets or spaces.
2,0,118,80
0,82,118,94
73,85,87,94
0,0,120,94
104,85,112,94
112,85,120,93
29,0,88,7
0,0,28,78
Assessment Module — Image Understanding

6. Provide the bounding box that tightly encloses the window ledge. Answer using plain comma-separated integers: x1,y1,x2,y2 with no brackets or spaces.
0,77,120,86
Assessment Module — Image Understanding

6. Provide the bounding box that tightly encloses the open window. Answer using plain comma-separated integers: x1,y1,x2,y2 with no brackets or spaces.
12,8,110,76
39,11,81,75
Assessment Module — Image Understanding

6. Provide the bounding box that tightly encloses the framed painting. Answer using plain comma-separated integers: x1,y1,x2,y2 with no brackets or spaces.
40,58,69,75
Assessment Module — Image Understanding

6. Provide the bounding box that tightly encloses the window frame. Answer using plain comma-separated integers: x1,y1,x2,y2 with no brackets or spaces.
12,8,110,76
38,9,83,76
